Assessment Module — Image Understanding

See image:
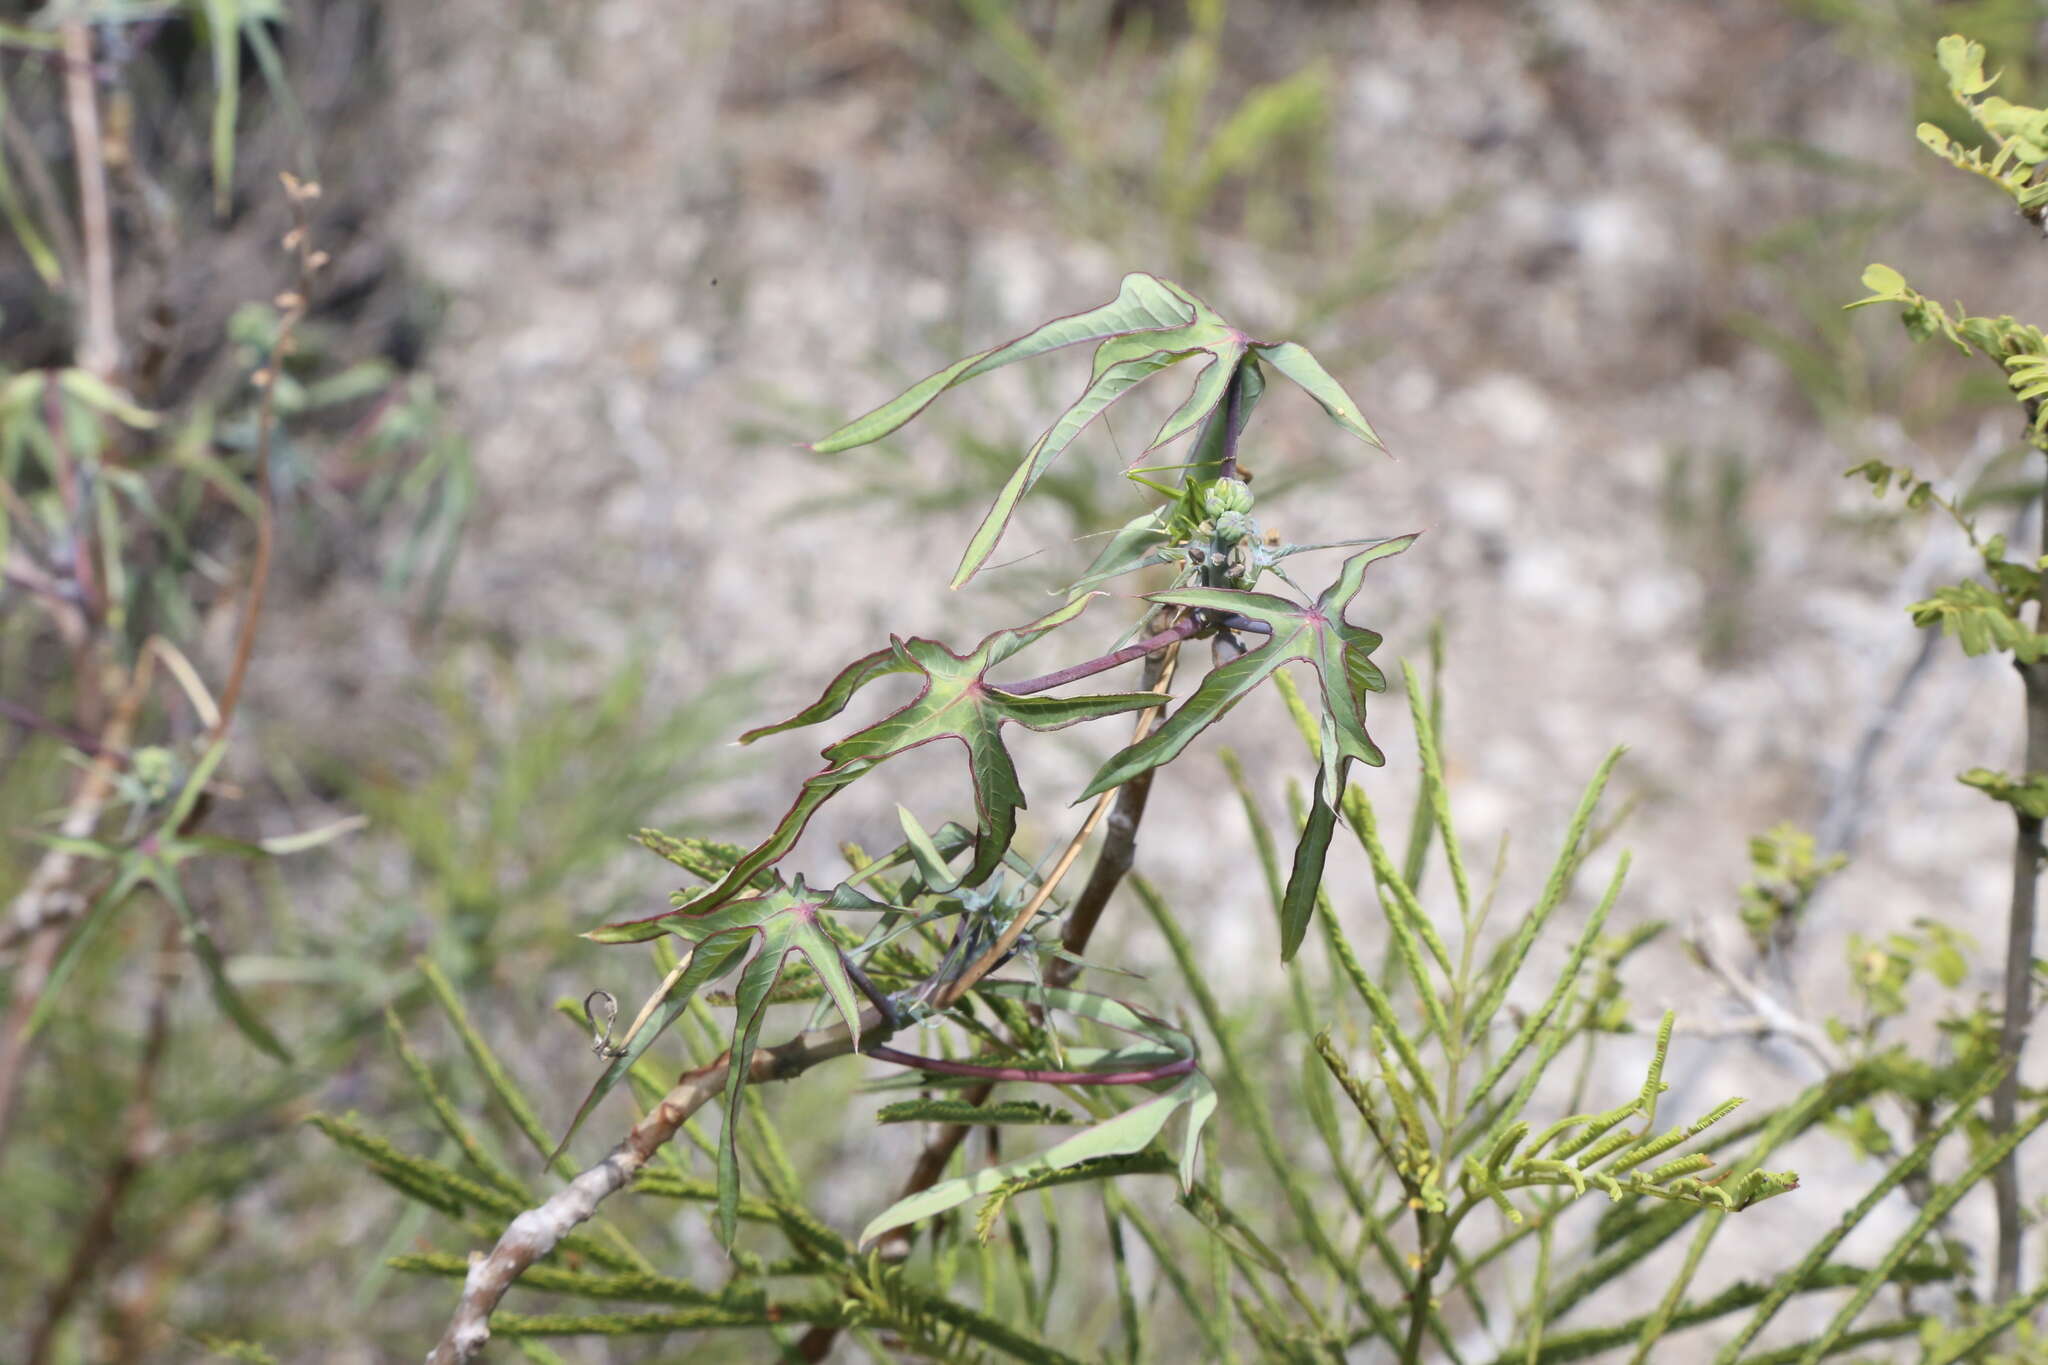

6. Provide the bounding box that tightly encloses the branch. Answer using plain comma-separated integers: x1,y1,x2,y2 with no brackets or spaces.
426,1008,886,1365
0,659,149,1153
212,176,324,741
24,918,178,1364
429,620,1190,1360
996,613,1200,696
867,1044,1197,1086
59,21,116,380
1993,461,2048,1301
1050,643,1181,983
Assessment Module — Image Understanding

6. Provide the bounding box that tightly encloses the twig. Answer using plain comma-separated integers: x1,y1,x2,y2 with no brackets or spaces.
426,1007,885,1365
59,21,116,380
1688,928,1845,1076
429,643,1188,1361
212,176,322,742
0,694,118,760
1993,478,2048,1300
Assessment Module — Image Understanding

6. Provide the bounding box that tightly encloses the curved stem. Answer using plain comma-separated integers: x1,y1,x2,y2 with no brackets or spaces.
866,1044,1195,1087
997,614,1200,696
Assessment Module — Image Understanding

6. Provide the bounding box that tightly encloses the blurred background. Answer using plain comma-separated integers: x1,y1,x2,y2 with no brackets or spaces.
8,0,2048,1359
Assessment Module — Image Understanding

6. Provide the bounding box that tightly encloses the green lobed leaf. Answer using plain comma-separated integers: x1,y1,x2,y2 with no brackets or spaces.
615,594,1156,926
808,271,1197,454
951,341,1215,587
631,875,884,1246
1249,340,1384,448
809,271,1384,587
1082,536,1418,801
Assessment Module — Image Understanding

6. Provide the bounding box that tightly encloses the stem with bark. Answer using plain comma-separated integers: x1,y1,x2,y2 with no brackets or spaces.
1993,483,2048,1301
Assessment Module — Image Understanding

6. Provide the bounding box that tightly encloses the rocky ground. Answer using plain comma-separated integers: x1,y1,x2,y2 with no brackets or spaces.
240,0,2048,1357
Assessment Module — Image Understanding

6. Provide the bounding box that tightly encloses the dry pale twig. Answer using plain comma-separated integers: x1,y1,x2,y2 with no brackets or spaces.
427,1007,883,1365
59,21,116,380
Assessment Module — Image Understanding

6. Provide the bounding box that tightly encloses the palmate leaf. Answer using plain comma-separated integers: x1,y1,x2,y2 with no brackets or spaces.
594,596,1145,946
809,271,1384,587
1081,536,1418,957
691,595,1152,909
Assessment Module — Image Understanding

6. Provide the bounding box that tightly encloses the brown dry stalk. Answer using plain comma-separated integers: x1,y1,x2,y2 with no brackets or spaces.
213,175,324,742
59,22,117,381
427,638,1187,1362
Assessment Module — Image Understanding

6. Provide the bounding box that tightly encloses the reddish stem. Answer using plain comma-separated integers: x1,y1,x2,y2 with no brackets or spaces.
998,615,1201,696
867,1043,1195,1087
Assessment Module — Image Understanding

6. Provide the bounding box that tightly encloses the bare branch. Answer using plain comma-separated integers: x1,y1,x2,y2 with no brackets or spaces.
59,21,117,380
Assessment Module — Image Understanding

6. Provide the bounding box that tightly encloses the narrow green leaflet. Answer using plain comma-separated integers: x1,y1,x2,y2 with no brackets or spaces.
143,854,292,1062
808,271,1386,587
808,272,1195,454
1081,537,1418,954
1249,341,1382,447
857,1074,1210,1249
666,595,1158,906
590,762,872,942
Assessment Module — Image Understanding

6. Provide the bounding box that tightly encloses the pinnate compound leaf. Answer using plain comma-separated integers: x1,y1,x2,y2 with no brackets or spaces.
877,1097,1076,1125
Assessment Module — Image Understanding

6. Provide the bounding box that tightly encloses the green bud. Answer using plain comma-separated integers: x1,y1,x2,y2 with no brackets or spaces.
1212,510,1256,544
132,746,177,803
1203,478,1254,517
